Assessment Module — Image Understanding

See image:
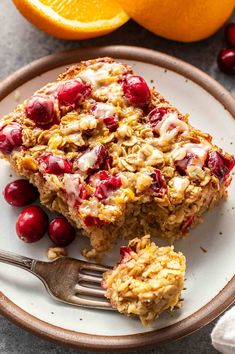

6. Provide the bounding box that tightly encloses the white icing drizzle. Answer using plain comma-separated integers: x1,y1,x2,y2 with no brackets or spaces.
78,62,123,88
55,156,66,169
172,143,210,167
78,62,124,101
77,148,97,172
157,113,189,145
93,102,116,118
63,174,81,208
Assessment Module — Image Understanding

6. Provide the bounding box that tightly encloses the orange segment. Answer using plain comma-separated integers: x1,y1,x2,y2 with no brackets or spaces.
13,0,129,40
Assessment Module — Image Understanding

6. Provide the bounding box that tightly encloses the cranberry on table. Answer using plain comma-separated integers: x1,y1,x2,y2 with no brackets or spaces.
0,123,22,154
122,75,150,104
3,179,39,207
225,23,235,48
25,95,55,125
16,206,48,243
48,218,76,247
217,49,235,74
38,154,72,175
57,79,91,106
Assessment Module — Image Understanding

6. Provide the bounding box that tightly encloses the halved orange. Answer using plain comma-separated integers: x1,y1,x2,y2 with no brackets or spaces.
117,0,234,42
13,0,129,40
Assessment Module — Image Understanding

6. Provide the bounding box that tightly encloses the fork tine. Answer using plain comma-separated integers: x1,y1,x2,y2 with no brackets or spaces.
70,295,113,310
79,273,102,284
80,262,112,273
75,284,105,298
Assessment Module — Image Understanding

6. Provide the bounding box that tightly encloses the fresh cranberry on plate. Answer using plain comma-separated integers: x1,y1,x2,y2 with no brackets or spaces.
48,218,76,247
3,179,39,206
16,206,48,243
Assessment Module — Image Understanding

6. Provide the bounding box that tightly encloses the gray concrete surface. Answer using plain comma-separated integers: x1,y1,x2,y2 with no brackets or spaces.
0,0,234,353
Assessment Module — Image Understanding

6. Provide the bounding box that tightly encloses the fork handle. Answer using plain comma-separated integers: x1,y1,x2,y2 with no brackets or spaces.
0,249,35,271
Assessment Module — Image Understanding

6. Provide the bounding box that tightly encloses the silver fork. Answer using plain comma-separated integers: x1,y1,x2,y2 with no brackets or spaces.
0,249,114,310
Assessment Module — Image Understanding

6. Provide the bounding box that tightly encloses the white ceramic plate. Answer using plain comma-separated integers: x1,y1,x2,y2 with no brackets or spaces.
0,46,234,350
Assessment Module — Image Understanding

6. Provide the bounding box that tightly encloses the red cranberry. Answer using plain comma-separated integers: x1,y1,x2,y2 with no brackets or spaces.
38,154,72,175
88,170,110,185
48,218,76,247
147,107,167,128
25,95,55,125
0,123,22,153
103,116,119,132
175,153,195,175
93,145,110,170
119,246,132,264
207,151,235,183
83,216,106,228
65,177,89,208
217,49,235,74
225,23,235,48
148,170,167,195
92,171,122,200
77,182,90,201
76,145,111,173
122,75,150,104
57,79,91,106
3,179,39,207
16,206,48,243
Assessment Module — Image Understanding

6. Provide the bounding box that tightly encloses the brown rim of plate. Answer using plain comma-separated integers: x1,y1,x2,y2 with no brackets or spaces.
0,45,234,351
